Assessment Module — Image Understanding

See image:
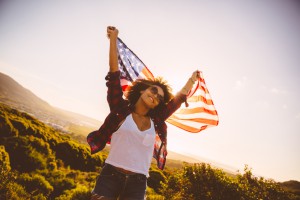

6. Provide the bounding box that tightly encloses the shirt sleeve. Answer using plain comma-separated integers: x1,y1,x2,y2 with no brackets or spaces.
160,92,187,121
105,71,127,111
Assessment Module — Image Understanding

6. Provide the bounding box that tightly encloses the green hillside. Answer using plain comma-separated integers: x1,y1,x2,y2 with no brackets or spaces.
1,102,300,199
0,103,105,199
0,72,101,135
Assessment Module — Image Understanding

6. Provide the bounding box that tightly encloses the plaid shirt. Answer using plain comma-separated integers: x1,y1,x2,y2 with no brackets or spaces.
87,71,186,170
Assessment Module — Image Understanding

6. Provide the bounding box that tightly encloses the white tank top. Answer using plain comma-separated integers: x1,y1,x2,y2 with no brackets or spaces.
105,114,156,176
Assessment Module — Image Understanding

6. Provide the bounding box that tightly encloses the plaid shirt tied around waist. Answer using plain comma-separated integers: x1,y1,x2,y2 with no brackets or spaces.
87,71,186,170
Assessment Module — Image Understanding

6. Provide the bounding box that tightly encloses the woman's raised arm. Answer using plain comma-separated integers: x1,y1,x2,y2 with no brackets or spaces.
107,26,119,72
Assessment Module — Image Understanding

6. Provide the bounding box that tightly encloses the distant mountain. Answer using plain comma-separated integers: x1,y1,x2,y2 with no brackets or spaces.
167,151,204,163
0,72,101,134
280,180,300,196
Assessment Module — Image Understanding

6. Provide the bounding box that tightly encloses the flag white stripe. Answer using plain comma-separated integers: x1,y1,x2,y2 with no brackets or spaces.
172,112,219,121
178,103,216,111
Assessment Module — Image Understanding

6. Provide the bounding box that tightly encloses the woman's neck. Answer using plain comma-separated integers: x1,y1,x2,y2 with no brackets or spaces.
133,100,150,116
133,108,148,117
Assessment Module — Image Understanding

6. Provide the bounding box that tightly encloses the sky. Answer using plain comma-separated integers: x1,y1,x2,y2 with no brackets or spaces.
0,0,299,182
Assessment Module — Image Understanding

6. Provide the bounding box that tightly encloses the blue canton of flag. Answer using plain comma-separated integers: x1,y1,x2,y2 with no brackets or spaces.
117,38,154,91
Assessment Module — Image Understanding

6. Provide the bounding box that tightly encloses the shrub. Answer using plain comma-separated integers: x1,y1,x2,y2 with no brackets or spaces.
54,141,103,171
17,173,53,198
0,146,30,199
148,168,167,194
161,163,294,200
237,165,293,200
1,182,31,200
4,136,49,172
0,145,11,173
146,187,164,200
39,170,76,199
56,185,91,200
0,113,18,137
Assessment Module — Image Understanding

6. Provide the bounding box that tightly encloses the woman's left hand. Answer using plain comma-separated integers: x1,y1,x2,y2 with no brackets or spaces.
191,70,200,83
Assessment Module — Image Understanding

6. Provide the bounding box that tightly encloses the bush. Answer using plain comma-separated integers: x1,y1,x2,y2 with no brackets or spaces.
37,169,76,199
4,136,50,172
161,163,293,200
0,147,31,200
0,146,28,199
0,113,19,137
56,185,91,200
148,168,167,194
54,141,103,171
146,187,164,200
1,182,31,200
17,173,53,198
50,177,76,198
237,165,293,200
0,145,11,173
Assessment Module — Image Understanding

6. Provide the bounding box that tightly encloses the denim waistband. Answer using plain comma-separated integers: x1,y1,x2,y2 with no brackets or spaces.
105,163,146,178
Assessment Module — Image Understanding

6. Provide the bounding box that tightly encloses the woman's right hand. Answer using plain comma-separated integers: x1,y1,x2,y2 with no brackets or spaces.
107,26,119,40
108,26,119,72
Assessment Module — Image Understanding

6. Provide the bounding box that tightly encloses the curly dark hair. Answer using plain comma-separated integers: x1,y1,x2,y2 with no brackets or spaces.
126,77,174,114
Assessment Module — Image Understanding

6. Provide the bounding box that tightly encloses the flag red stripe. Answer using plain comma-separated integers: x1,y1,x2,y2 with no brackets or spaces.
200,84,209,94
167,119,208,133
169,116,219,126
187,96,215,105
176,107,218,115
142,67,154,80
190,118,219,125
187,79,200,98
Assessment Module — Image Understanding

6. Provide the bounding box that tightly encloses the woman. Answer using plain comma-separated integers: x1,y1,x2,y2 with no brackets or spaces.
88,26,200,200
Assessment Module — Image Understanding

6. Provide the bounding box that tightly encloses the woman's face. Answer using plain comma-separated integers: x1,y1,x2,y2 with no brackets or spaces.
140,85,164,109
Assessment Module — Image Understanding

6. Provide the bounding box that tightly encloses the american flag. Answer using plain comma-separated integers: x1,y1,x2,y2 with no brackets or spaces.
117,38,219,133
166,72,219,132
117,38,154,92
